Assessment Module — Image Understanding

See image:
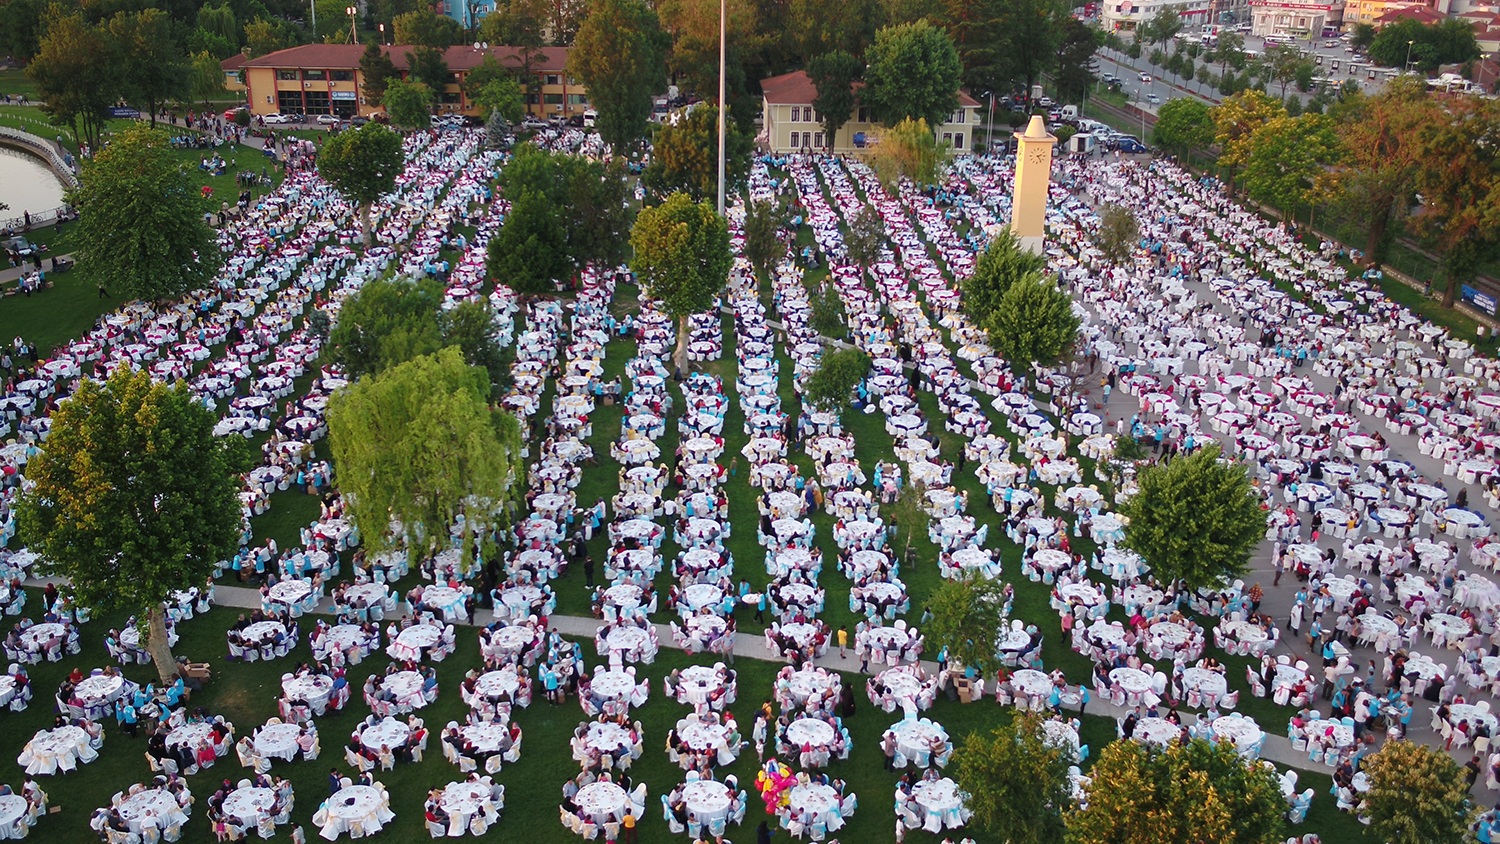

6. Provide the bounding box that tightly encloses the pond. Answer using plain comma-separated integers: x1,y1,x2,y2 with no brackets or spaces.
0,144,66,221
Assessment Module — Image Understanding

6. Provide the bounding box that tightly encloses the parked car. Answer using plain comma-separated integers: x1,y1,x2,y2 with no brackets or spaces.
263,113,294,125
315,114,341,125
521,116,548,130
1146,93,1161,104
222,107,247,120
1117,139,1148,153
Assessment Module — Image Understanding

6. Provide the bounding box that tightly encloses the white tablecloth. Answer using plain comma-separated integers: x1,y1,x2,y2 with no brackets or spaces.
318,785,393,840
118,788,188,835
574,782,629,825
221,786,275,828
254,722,304,761
681,780,732,825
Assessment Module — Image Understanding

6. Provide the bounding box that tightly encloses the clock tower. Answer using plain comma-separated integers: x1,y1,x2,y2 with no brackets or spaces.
1010,115,1057,256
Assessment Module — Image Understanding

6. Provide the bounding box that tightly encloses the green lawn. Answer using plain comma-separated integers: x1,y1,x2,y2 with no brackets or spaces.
0,69,35,100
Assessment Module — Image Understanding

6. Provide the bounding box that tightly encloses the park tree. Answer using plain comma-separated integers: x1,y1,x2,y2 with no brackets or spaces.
464,56,525,124
658,0,763,114
487,190,571,297
319,122,405,247
1244,113,1340,220
868,117,950,188
242,16,296,58
27,10,117,150
1095,204,1139,266
1261,43,1315,99
392,7,464,47
629,192,733,375
807,50,864,150
953,711,1070,844
324,278,446,377
986,271,1080,379
807,282,846,338
189,50,228,108
861,19,962,128
997,0,1063,110
1321,78,1432,265
1052,15,1097,105
960,227,1046,337
328,347,525,565
642,105,752,201
843,205,886,280
742,199,786,281
1067,740,1286,844
941,0,1003,96
1137,3,1181,47
1210,30,1245,77
69,125,221,301
924,573,1013,679
1152,97,1213,157
407,46,451,98
0,0,49,63
1409,93,1500,307
441,300,509,392
18,369,250,684
789,0,884,61
359,42,399,106
477,0,548,49
1210,89,1284,195
1362,740,1476,844
492,144,634,277
1369,18,1479,73
196,2,239,50
1351,22,1376,50
108,9,188,128
802,346,869,414
569,0,669,152
1121,444,1264,591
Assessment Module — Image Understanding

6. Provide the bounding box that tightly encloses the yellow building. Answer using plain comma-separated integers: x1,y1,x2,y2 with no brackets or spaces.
241,44,587,119
760,71,981,156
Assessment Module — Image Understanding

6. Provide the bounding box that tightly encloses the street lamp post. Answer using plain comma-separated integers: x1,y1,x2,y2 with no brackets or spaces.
715,0,726,217
1405,39,1415,74
346,6,357,43
378,23,385,44
310,0,316,39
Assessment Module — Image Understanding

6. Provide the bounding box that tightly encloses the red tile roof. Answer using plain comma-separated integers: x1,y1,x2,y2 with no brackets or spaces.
221,54,248,72
760,70,980,109
241,44,570,74
1375,5,1446,25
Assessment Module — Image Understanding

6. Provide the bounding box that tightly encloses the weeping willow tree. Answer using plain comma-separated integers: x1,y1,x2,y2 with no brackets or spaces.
327,346,525,569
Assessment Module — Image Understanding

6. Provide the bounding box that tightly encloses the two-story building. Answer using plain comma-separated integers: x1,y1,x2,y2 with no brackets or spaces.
241,44,586,120
1101,0,1214,31
1250,0,1343,37
759,71,981,156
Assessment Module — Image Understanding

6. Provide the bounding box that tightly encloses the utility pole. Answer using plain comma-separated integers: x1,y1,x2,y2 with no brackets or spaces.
716,0,726,217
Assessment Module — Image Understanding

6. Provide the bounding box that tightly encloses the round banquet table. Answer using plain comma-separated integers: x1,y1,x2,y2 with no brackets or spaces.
389,625,442,661
785,718,836,748
0,795,27,838
1131,717,1182,746
74,674,126,706
19,725,92,775
319,785,393,839
378,670,428,710
459,722,512,755
890,718,948,765
1207,715,1263,754
785,669,838,706
680,780,732,825
1109,667,1153,695
221,786,276,828
165,722,215,753
359,717,411,753
574,781,630,825
782,783,841,830
18,622,67,653
911,778,965,829
268,580,312,607
283,674,334,710
676,665,728,705
439,779,498,834
584,721,635,755
253,722,304,761
470,669,521,703
1181,667,1229,701
241,621,286,647
676,719,730,752
118,788,187,834
589,670,637,702
681,584,724,612
1011,669,1052,697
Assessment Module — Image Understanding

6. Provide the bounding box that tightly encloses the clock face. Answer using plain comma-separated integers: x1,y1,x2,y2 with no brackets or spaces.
1027,146,1051,167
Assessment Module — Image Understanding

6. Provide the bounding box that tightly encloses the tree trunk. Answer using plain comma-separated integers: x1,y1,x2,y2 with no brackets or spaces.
1443,275,1459,308
146,604,179,685
1365,204,1390,266
673,314,689,377
360,201,372,248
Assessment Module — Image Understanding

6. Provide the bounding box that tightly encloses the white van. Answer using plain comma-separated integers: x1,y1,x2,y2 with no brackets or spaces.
583,109,597,128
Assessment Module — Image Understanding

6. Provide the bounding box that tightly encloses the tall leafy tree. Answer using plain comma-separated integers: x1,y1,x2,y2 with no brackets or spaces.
243,16,295,59
789,0,884,61
960,228,1045,332
629,192,732,374
27,9,118,149
1052,15,1096,105
318,122,405,246
328,347,525,565
392,7,463,46
407,46,451,98
477,0,549,47
569,0,669,152
1261,43,1315,99
842,205,885,281
942,0,1004,96
924,573,1012,679
997,0,1062,105
807,50,863,151
1094,204,1139,267
1368,18,1479,73
1136,3,1181,47
742,199,786,281
189,50,228,108
953,711,1071,844
1362,740,1476,844
1409,93,1500,307
108,9,188,128
359,41,399,106
1121,444,1264,592
383,79,434,129
196,2,239,50
868,117,950,187
1244,113,1340,221
1067,740,1286,844
0,0,50,63
69,125,222,301
18,369,250,684
861,19,961,128
324,278,446,378
1151,97,1213,157
802,346,869,414
1210,89,1284,196
493,144,633,274
658,0,761,111
986,271,1079,379
1320,78,1432,264
487,190,571,297
642,104,752,201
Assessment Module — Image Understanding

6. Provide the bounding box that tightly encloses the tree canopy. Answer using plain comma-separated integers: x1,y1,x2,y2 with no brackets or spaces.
107,8,187,128
324,277,446,378
359,42,399,106
1095,205,1140,266
1243,113,1340,220
869,117,951,188
1121,444,1265,591
960,227,1046,331
1362,740,1476,844
861,19,962,128
18,368,250,683
328,347,525,566
985,271,1080,379
392,7,464,46
384,79,435,130
742,199,786,281
952,710,1071,844
1152,97,1213,157
629,192,733,373
69,124,222,302
1408,93,1500,306
1066,739,1286,844
801,346,869,414
642,104,753,202
807,50,864,150
319,122,406,246
924,573,1012,679
1210,89,1285,194
1368,18,1479,73
569,0,669,152
27,8,118,150
487,190,571,297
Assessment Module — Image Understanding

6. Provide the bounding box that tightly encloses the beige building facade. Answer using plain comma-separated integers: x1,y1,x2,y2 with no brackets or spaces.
760,71,981,155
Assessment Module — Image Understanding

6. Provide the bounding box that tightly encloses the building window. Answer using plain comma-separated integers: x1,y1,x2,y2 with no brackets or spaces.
568,93,588,105
276,70,298,81
544,93,563,104
813,132,823,148
954,132,964,150
277,89,304,112
790,107,801,122
802,133,811,148
943,132,952,146
810,109,818,124
545,74,560,86
950,110,965,124
857,107,869,123
332,70,353,81
304,90,330,114
303,69,326,81
789,131,799,147
525,93,539,104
